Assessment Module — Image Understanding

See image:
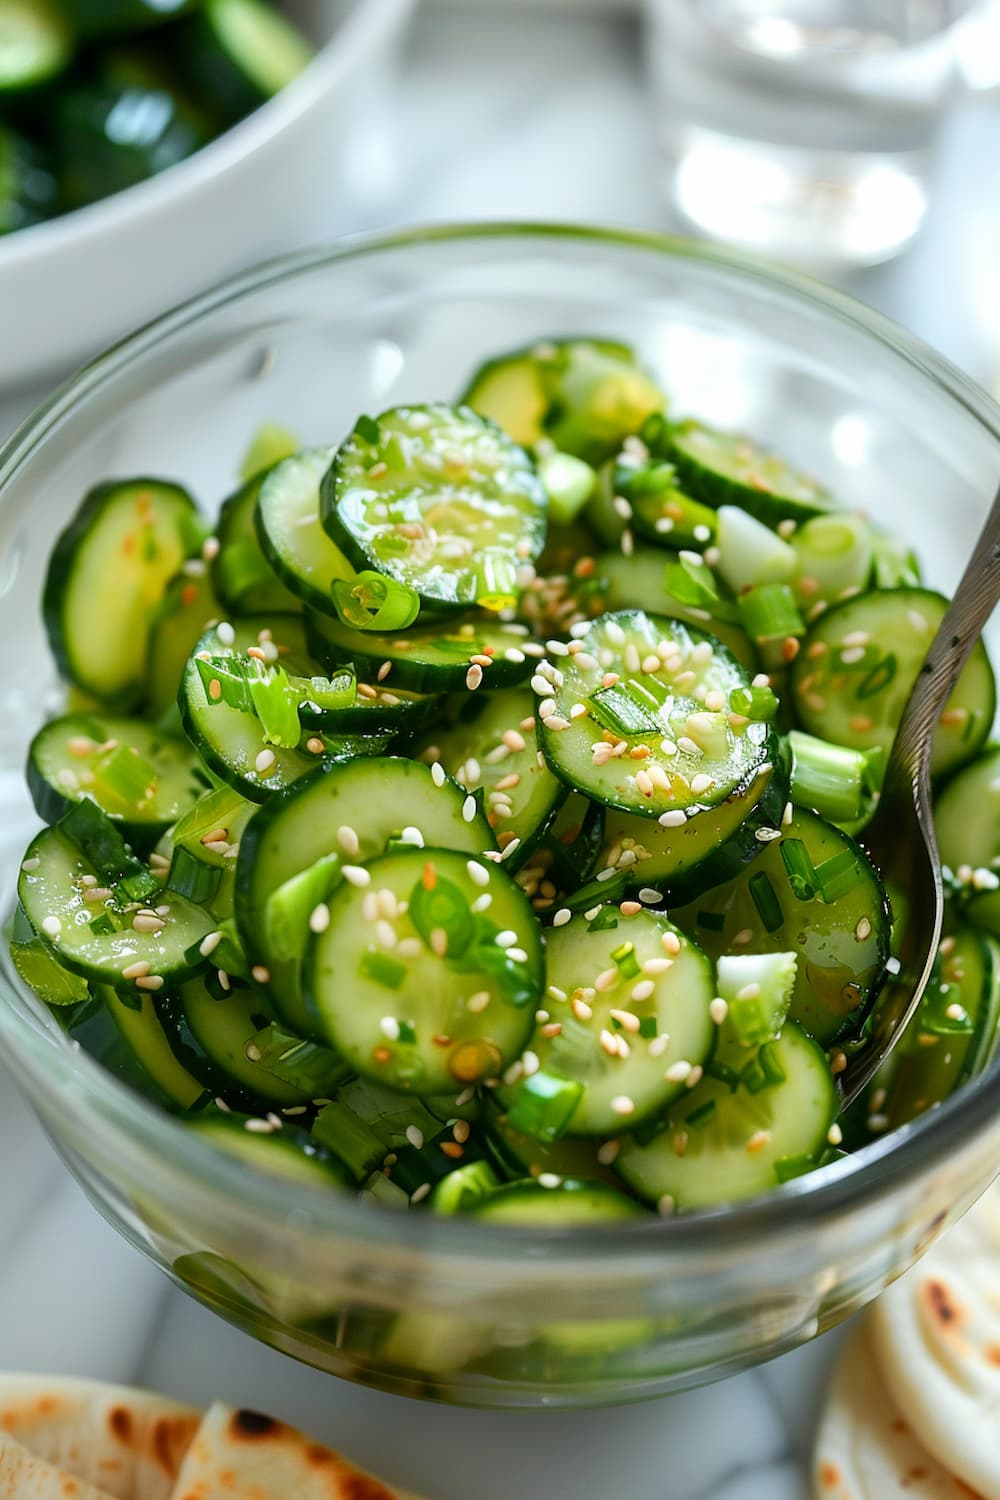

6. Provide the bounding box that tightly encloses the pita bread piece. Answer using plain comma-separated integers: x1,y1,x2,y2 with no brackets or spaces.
814,1325,984,1499
169,1403,425,1500
871,1179,1000,1500
0,1374,199,1500
0,1429,117,1500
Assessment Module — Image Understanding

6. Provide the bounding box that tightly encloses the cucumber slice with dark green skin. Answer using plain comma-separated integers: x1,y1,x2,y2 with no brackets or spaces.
44,479,202,708
935,747,1000,936
53,80,211,211
101,984,210,1111
500,908,715,1136
0,125,57,231
212,469,302,615
56,0,196,37
671,808,890,1045
27,713,205,843
186,1112,351,1190
0,0,71,92
874,926,1000,1131
9,929,89,1006
18,824,212,987
321,405,547,613
461,339,666,466
483,1098,619,1186
664,419,835,526
613,456,718,551
175,0,314,128
792,588,994,779
161,783,257,919
422,688,566,871
569,757,787,910
305,847,542,1094
616,1021,837,1211
537,610,774,821
234,756,496,1035
594,550,756,670
145,564,221,720
158,974,347,1109
305,609,537,693
178,617,400,801
469,1178,647,1224
514,790,605,912
254,447,356,616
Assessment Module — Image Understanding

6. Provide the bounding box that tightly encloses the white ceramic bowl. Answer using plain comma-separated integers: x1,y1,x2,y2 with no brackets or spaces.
0,0,415,390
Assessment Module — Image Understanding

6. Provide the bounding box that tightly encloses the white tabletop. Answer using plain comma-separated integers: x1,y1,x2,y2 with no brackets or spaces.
2,6,997,1496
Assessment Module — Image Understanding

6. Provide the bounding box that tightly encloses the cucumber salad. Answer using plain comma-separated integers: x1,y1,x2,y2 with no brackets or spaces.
9,337,1000,1226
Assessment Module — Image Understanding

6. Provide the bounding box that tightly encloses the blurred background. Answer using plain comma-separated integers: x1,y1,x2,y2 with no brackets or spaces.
0,0,998,417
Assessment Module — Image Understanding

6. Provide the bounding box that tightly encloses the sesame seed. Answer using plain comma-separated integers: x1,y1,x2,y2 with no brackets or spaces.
631,979,656,1002
709,997,728,1024
429,927,448,957
597,1139,621,1165
343,865,371,888
217,969,231,992
531,675,551,695
84,887,112,903
406,1124,424,1150
471,893,493,913
611,1095,635,1117
642,957,672,976
496,930,518,948
620,900,642,917
595,967,619,992
659,810,687,828
746,1130,772,1153
254,749,276,775
409,1183,432,1205
755,827,781,843
657,1193,676,1216
244,1042,263,1063
867,1113,890,1132
338,824,360,856
20,856,41,872
552,908,572,927
244,1118,276,1134
648,1034,670,1057
309,903,330,933
251,965,271,984
661,931,681,956
429,760,447,788
733,927,754,946
466,663,484,691
690,773,715,796
610,1007,641,1033
462,795,478,823
500,837,521,861
855,916,872,942
377,661,393,682
827,1123,844,1146
132,913,165,934
665,1060,693,1082
467,990,490,1013
216,620,235,646
136,975,165,992
572,996,593,1021
199,931,223,957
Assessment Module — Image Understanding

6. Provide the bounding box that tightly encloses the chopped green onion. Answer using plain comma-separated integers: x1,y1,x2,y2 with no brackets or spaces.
717,952,796,1047
792,513,873,604
359,949,408,990
737,583,804,644
253,1025,351,1095
247,669,303,748
780,839,817,901
715,505,796,596
538,450,596,525
166,845,222,907
774,1152,819,1183
214,540,279,605
431,1160,501,1214
212,918,249,980
749,870,784,934
759,1040,787,1086
814,849,861,904
397,1020,417,1044
313,1101,385,1180
588,682,662,737
472,553,519,613
587,905,620,932
409,872,474,959
729,684,779,722
60,800,159,901
265,855,341,962
611,940,641,980
506,1069,584,1143
872,532,921,589
300,670,357,712
684,1098,717,1130
239,421,301,482
355,414,381,446
856,653,898,700
87,913,117,938
788,730,883,828
705,1059,741,1090
90,743,158,811
740,1056,768,1093
331,570,421,631
696,910,726,933
664,553,722,610
638,1015,658,1039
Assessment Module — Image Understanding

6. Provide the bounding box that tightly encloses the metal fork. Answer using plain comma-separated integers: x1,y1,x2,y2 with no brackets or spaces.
838,480,1000,1108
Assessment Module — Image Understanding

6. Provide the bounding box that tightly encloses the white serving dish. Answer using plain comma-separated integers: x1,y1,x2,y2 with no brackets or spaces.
0,0,415,390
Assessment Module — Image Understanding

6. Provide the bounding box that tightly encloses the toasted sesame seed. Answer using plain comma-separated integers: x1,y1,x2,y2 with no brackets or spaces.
342,865,371,887
462,795,478,823
610,1007,641,1033
466,663,484,691
572,996,593,1022
611,1095,635,1117
661,931,681,956
244,1117,276,1134
642,957,672,977
120,959,150,979
664,1060,692,1082
199,931,223,957
429,927,449,957
309,903,330,933
595,967,619,992
136,975,165,991
855,916,872,942
83,887,112,903
405,1124,424,1150
597,1139,621,1166
217,969,231,992
733,927,754,945
747,1130,772,1153
132,913,165,934
467,990,490,1013
338,824,360,856
409,1183,432,1205
709,997,728,1025
631,979,656,1002
658,810,687,828
619,900,642,917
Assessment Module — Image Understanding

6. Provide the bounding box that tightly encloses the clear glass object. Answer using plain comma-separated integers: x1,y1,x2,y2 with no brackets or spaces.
644,0,974,269
1,225,1000,1408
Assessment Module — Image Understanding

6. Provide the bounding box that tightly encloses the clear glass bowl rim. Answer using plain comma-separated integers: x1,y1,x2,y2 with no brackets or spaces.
3,219,1000,1266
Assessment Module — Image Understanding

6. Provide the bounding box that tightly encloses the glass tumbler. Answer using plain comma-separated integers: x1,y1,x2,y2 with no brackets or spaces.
644,0,974,269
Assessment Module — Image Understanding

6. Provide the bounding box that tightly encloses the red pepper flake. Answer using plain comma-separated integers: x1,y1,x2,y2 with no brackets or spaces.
422,861,437,891
373,1045,391,1064
440,1141,465,1159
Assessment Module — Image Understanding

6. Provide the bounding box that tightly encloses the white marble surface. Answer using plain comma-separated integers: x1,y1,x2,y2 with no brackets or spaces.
2,6,998,1497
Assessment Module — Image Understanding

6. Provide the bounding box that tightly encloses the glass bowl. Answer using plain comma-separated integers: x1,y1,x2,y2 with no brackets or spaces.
2,225,999,1410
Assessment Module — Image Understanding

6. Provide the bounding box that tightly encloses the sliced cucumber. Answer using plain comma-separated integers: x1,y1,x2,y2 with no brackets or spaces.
54,80,210,211
102,985,209,1112
212,469,301,615
43,479,202,708
18,824,212,987
239,421,301,483
305,610,536,694
0,0,71,92
483,1098,618,1186
423,689,565,871
178,617,400,801
616,1022,837,1210
162,783,257,919
234,756,496,1035
305,847,542,1094
523,790,605,894
470,1179,647,1225
792,588,994,779
186,1113,350,1190
459,348,548,448
9,931,89,1007
537,610,774,821
935,747,1000,936
321,405,547,613
500,908,715,1136
594,549,756,670
254,447,356,615
671,808,890,1045
27,714,205,844
614,457,718,551
665,419,834,526
571,757,786,910
159,974,346,1109
177,0,314,126
145,564,221,720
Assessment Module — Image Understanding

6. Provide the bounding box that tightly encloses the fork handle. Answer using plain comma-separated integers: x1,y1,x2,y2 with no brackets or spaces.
891,479,1000,782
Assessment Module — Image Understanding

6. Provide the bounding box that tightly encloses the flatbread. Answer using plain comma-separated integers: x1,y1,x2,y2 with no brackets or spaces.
168,1402,425,1500
0,1429,116,1499
813,1325,984,1498
871,1179,1000,1500
0,1374,199,1500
